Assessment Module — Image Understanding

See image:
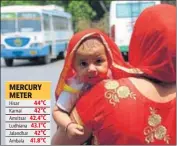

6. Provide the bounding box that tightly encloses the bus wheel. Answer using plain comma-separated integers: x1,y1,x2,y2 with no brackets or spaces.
41,55,51,64
4,58,13,67
59,50,67,59
57,52,64,59
122,52,128,62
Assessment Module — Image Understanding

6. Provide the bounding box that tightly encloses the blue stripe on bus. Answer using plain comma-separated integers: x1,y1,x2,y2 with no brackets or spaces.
1,45,50,58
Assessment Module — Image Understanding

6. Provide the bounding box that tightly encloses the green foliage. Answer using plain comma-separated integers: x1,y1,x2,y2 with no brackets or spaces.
67,1,96,32
43,0,65,7
104,0,111,8
1,0,41,6
1,0,68,8
68,1,96,21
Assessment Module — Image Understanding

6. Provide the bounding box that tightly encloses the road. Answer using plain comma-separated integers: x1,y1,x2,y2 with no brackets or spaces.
1,58,64,145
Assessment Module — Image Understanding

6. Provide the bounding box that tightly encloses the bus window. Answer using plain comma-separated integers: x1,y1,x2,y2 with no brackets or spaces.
43,14,50,31
140,2,155,12
17,12,41,32
60,17,68,30
52,16,68,31
131,3,141,16
1,13,16,34
116,3,140,18
116,4,132,18
116,2,155,18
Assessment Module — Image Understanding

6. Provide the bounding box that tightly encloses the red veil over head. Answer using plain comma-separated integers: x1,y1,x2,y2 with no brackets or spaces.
55,29,130,100
129,4,176,83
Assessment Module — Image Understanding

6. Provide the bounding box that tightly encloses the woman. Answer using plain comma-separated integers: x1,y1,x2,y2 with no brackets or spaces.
52,4,176,145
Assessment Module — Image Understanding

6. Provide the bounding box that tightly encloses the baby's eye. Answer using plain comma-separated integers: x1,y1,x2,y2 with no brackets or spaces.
80,61,88,67
96,59,103,64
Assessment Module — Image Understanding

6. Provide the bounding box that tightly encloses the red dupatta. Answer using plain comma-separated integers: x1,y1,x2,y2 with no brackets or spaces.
129,4,176,83
55,29,132,100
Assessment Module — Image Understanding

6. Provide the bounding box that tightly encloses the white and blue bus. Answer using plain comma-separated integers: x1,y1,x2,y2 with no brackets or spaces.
1,5,74,66
109,1,161,60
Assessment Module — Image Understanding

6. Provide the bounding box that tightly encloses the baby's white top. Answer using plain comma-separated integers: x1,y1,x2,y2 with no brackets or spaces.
56,77,84,113
56,69,113,113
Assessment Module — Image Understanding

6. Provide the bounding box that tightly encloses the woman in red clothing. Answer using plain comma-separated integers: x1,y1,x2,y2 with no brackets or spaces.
52,4,176,145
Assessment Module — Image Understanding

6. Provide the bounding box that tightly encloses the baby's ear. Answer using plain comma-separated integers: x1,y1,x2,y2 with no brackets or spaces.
66,68,76,79
72,69,77,76
71,62,77,72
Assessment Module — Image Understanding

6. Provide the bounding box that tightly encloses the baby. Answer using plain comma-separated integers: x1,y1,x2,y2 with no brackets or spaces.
52,36,112,139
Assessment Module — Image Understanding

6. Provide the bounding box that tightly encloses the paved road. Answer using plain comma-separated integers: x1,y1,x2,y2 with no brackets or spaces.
1,58,64,145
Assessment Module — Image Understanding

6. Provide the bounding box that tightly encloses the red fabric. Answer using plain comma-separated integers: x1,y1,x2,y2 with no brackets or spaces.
55,29,130,100
76,78,176,145
129,4,176,83
75,4,176,144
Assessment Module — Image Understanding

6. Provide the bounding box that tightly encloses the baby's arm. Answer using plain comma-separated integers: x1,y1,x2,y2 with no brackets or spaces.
52,105,71,129
52,105,84,139
51,108,91,145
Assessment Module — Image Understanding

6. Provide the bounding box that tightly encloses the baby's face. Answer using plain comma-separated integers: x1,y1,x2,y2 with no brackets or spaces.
73,38,109,85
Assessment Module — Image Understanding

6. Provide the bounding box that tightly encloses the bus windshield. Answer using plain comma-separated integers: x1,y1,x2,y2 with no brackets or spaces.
1,13,16,34
17,12,41,32
116,2,155,18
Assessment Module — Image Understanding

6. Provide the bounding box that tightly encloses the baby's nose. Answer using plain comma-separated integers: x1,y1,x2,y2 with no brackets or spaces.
88,64,97,72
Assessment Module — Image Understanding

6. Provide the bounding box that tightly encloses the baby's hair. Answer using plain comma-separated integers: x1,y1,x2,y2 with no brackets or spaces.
78,35,105,51
75,35,112,67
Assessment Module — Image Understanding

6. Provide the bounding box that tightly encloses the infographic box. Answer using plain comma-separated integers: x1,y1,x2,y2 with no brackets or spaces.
5,81,51,145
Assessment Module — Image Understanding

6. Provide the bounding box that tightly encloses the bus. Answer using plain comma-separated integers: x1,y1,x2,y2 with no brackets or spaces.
109,1,161,60
1,5,74,66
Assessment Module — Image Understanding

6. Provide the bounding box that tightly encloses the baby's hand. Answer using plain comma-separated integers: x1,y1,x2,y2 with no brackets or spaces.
66,123,84,139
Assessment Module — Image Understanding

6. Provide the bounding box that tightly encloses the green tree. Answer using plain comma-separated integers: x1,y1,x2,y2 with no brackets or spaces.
1,0,41,6
67,0,96,32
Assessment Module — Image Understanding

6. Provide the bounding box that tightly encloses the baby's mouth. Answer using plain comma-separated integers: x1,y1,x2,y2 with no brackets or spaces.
88,76,96,79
